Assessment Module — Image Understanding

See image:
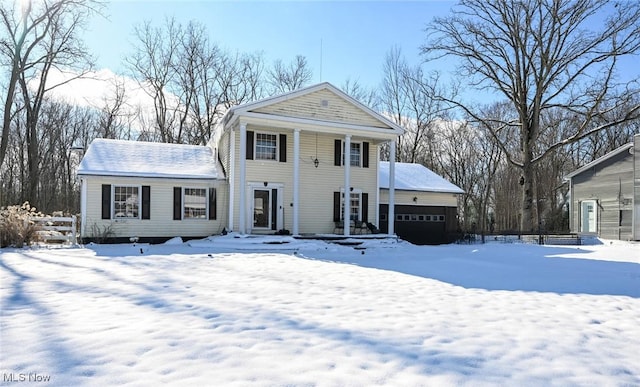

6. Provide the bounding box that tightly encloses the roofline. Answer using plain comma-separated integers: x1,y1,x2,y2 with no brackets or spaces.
380,187,465,194
234,112,403,139
223,82,405,134
77,171,223,180
565,142,633,179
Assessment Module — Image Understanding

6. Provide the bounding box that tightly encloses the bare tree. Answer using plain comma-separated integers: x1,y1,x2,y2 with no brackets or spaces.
267,55,312,94
423,0,640,232
341,78,379,110
0,0,101,205
379,46,454,164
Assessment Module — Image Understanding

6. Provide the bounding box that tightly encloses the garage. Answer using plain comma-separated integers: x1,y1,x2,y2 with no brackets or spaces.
379,162,463,245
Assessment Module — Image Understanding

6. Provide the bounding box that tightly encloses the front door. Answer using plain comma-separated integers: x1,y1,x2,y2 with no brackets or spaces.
580,200,597,233
253,189,270,228
251,186,282,231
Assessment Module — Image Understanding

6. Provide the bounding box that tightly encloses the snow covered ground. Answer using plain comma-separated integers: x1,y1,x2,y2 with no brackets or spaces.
1,235,639,386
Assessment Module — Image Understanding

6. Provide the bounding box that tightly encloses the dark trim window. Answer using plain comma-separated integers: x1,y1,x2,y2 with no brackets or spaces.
113,186,140,219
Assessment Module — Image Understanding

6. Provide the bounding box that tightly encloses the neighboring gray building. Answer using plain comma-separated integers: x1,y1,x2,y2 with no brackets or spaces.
566,134,639,241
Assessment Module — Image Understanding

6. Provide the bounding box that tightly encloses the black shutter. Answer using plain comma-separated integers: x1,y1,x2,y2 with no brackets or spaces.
361,193,368,222
362,142,369,168
209,188,216,220
173,187,182,220
142,186,150,220
333,191,341,221
246,130,254,160
271,188,278,230
279,134,287,162
101,184,111,219
334,139,342,166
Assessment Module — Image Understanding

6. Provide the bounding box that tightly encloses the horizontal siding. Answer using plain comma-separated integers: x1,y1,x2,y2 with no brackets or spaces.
380,189,458,207
83,176,228,239
571,149,633,240
230,128,380,234
253,89,390,129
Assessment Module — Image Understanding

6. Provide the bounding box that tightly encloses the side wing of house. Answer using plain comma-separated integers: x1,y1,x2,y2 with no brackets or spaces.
218,82,403,236
81,176,227,242
78,139,228,243
569,145,634,240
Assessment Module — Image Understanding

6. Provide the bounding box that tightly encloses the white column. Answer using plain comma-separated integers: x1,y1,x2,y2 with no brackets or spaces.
293,129,300,235
228,128,235,231
344,134,351,236
238,123,247,234
375,144,380,228
388,140,396,236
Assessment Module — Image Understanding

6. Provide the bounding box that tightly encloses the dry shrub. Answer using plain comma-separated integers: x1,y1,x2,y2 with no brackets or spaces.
0,202,43,248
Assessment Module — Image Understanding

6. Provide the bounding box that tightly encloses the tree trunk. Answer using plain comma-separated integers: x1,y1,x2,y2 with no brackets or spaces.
520,150,535,233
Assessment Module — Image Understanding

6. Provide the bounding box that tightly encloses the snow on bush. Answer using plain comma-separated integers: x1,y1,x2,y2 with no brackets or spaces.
0,202,43,248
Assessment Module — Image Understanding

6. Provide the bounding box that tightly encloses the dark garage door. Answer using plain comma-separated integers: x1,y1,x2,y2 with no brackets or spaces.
379,204,456,245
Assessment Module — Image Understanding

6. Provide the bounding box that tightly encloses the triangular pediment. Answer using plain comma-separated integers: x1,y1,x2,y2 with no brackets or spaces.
238,83,399,131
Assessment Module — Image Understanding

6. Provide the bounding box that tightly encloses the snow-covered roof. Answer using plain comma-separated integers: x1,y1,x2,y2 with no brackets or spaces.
565,142,633,179
78,138,221,179
379,162,464,194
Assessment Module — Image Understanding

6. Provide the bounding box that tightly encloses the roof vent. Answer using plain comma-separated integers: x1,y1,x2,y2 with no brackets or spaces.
321,100,329,107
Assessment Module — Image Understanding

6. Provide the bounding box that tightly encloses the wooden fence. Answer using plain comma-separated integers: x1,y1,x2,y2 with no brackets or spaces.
30,216,77,245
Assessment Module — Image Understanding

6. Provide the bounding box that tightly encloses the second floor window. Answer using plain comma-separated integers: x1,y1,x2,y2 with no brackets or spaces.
342,142,361,166
256,133,277,160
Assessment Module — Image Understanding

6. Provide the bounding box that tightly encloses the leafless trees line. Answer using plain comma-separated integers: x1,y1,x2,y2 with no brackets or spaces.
2,0,639,235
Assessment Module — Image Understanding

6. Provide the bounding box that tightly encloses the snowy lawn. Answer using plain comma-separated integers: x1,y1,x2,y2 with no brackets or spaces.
1,236,639,386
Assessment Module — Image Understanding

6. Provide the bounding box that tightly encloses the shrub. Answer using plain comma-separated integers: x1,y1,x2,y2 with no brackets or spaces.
0,202,43,248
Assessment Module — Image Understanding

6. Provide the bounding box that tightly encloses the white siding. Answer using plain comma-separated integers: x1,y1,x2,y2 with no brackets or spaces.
230,126,380,234
380,190,459,207
82,175,228,240
254,89,391,129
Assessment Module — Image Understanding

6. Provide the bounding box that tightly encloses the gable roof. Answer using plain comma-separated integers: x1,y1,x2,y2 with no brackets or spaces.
78,138,221,179
379,162,464,194
223,82,404,136
565,142,633,179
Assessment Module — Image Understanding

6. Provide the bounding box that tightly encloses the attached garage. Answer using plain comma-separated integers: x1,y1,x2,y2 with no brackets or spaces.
379,162,463,245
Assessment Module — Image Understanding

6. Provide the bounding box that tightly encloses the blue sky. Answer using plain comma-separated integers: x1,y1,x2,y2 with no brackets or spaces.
85,1,456,90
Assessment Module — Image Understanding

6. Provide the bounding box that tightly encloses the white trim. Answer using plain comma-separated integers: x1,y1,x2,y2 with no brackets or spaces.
225,82,405,134
341,140,362,167
339,188,363,222
247,182,284,233
231,112,403,138
80,178,87,237
228,129,235,231
388,141,396,236
580,199,598,233
565,143,633,179
181,187,209,220
375,148,380,228
112,184,142,220
293,129,300,235
239,123,247,234
254,131,279,161
344,134,351,236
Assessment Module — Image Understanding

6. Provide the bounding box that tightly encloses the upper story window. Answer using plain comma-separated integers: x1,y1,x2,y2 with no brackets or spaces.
334,139,368,168
113,185,140,219
255,133,278,160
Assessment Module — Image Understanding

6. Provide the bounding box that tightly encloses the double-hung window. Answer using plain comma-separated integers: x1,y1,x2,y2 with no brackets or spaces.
113,186,140,219
342,142,361,166
183,188,207,219
255,133,278,161
340,191,361,221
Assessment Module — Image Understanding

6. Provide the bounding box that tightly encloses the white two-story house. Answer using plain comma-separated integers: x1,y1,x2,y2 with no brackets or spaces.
77,82,404,242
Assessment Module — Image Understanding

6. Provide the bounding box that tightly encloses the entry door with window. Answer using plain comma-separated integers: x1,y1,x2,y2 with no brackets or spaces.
580,200,597,233
252,187,282,231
